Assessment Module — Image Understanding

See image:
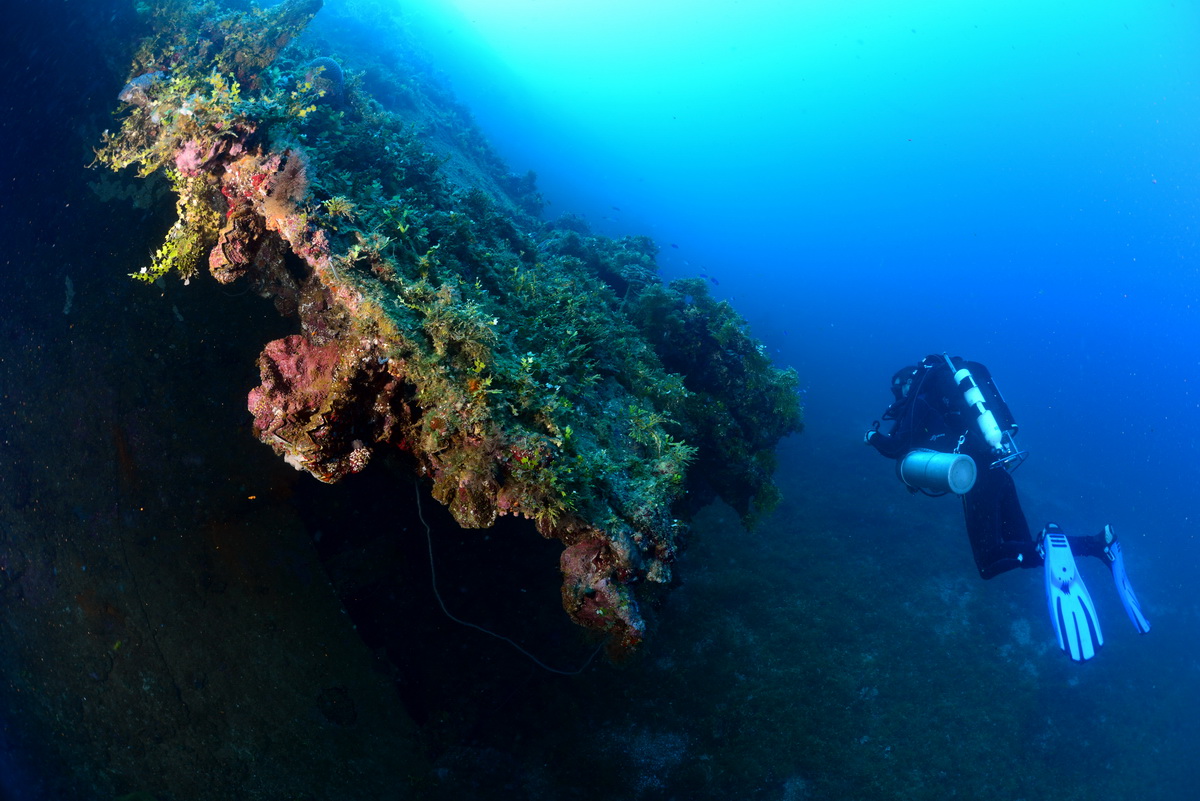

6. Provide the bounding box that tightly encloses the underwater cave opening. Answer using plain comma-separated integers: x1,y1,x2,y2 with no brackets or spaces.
281,244,313,287
288,449,602,737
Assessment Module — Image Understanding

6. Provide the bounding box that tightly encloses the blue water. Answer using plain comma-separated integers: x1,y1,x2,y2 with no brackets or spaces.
4,0,1199,797
376,0,1200,792
387,0,1200,569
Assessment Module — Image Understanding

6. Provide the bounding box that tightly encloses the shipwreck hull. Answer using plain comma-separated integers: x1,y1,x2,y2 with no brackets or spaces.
96,0,803,653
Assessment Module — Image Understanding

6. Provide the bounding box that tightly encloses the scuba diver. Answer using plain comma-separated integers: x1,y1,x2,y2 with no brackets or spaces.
864,354,1150,662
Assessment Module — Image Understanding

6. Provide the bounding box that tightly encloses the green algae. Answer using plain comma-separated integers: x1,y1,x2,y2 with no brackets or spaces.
96,0,801,650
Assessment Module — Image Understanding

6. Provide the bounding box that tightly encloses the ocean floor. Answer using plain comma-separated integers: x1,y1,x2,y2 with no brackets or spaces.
418,431,1187,801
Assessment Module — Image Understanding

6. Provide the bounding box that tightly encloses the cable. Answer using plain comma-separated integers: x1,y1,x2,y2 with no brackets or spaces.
413,482,602,676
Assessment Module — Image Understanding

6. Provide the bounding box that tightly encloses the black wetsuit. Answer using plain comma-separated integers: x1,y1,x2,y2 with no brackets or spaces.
868,355,1041,579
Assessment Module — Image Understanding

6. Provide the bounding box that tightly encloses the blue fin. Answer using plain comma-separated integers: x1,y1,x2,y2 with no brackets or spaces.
1042,524,1103,662
1104,526,1151,634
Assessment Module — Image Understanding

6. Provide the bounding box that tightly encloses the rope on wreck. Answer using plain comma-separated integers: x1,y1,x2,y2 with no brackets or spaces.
414,482,603,676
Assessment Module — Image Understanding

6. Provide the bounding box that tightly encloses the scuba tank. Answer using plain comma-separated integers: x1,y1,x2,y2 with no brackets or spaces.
897,449,977,495
874,354,1027,497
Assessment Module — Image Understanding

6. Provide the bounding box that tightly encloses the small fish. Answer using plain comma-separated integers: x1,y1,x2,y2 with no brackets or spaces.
611,206,621,212
118,70,165,107
708,276,719,286
670,243,679,249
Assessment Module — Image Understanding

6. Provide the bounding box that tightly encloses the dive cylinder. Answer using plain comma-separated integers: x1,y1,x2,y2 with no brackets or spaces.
897,449,977,495
950,359,1004,452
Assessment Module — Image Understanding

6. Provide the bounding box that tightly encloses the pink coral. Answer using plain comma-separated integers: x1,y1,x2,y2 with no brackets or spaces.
174,139,225,176
175,141,206,175
248,334,343,436
560,536,646,650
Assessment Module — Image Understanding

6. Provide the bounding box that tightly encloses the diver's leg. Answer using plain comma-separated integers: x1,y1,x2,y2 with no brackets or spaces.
963,468,1039,579
1062,528,1107,559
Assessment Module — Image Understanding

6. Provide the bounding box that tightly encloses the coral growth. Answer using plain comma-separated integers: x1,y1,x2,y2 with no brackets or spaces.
248,333,398,483
96,0,802,653
304,57,345,107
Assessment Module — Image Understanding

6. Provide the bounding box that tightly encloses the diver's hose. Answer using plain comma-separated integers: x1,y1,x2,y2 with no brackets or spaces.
414,482,602,676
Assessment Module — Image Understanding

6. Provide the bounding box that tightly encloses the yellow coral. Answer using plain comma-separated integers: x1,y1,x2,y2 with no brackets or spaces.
129,170,220,283
322,195,356,218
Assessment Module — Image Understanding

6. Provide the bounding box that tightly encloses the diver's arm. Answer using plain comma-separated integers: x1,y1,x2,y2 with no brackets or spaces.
865,426,908,459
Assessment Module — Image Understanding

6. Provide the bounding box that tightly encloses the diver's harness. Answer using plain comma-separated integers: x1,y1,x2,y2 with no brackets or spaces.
869,353,1027,496
940,352,1027,472
942,353,1026,473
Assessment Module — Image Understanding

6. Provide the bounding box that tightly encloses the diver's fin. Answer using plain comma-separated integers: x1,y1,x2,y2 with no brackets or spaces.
1102,525,1151,634
1041,524,1103,662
